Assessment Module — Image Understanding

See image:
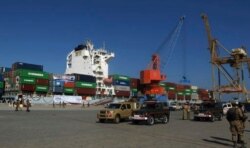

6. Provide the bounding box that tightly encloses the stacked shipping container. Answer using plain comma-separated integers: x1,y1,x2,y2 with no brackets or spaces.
111,74,131,97
73,73,96,96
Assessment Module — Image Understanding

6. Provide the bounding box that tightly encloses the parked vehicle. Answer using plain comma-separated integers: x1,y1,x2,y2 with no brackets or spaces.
169,102,182,111
97,101,139,123
130,100,170,125
193,102,223,122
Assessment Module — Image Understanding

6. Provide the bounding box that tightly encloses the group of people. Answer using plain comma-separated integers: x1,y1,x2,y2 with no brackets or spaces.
13,96,31,112
226,102,248,148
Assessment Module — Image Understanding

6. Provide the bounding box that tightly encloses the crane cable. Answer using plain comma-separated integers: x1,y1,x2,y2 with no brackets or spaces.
155,16,185,72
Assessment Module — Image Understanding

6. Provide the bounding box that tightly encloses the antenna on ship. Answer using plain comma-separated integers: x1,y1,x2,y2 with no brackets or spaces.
103,41,106,50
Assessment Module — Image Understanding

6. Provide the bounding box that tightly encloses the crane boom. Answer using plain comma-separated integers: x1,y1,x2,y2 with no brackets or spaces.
201,14,213,51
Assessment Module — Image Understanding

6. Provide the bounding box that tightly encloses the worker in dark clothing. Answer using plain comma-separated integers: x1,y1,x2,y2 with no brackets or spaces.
227,102,246,148
237,103,248,144
26,99,31,112
15,98,20,111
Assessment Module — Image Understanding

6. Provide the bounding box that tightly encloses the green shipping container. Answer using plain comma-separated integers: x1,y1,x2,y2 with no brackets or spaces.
159,83,166,87
112,74,130,81
36,85,48,92
64,88,74,93
75,81,96,88
165,86,175,91
19,77,36,84
0,81,3,88
132,88,137,92
15,69,49,79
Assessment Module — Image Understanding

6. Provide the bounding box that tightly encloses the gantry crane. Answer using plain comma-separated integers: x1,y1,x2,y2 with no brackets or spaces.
201,13,250,102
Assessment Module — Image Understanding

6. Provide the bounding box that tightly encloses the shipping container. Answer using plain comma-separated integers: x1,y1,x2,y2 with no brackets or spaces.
167,92,176,100
52,86,64,93
115,90,130,97
36,85,48,92
36,78,49,85
18,77,36,85
76,88,96,95
0,81,3,88
64,88,74,94
130,78,140,88
20,84,35,91
113,80,130,86
185,95,191,100
64,81,75,88
75,81,96,88
52,80,64,87
114,85,130,91
52,74,75,81
12,62,43,71
72,73,96,82
111,74,130,81
15,69,49,79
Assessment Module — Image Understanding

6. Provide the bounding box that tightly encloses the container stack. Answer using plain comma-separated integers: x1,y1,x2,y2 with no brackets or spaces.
111,74,130,98
13,62,49,94
164,82,176,100
51,74,75,95
2,62,49,96
73,73,96,96
197,88,210,101
130,78,140,97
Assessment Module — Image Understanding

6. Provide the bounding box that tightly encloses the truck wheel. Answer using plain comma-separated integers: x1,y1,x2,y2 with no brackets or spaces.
114,115,120,124
210,116,215,122
147,116,154,125
162,114,169,124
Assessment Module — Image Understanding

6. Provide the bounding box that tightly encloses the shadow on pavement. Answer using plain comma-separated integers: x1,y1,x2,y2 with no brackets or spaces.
203,136,233,147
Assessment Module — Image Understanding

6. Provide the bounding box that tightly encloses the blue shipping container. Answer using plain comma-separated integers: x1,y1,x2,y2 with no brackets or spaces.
52,80,64,87
52,86,64,93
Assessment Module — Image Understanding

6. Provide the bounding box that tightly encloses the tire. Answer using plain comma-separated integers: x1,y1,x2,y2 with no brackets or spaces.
99,119,105,123
147,116,155,125
132,120,139,124
210,116,215,122
162,114,169,124
114,115,120,124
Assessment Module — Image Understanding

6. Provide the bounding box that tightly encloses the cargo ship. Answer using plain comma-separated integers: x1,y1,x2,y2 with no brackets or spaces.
0,41,212,104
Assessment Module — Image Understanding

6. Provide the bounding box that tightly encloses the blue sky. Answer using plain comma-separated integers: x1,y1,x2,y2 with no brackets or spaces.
0,0,250,90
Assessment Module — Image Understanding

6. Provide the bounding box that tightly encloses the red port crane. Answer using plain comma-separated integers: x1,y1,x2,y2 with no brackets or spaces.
140,16,185,98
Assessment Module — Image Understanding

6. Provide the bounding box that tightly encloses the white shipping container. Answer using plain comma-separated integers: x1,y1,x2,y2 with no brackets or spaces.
114,85,130,91
191,85,198,90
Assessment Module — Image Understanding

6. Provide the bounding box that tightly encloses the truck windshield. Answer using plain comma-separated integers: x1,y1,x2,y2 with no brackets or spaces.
107,104,121,109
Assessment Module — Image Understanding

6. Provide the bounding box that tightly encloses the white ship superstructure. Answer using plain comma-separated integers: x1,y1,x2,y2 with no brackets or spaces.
65,41,115,96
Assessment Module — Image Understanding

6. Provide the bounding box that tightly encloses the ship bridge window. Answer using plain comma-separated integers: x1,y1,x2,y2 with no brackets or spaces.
75,50,82,56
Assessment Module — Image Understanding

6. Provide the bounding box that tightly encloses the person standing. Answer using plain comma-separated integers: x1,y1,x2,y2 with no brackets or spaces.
182,103,188,120
26,99,31,112
15,98,20,111
237,103,248,144
226,102,246,148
